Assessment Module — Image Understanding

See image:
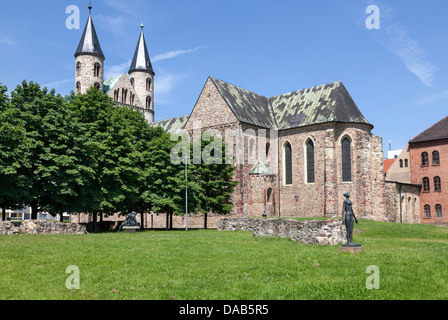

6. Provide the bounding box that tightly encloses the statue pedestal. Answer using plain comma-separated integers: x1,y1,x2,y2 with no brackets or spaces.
122,226,139,233
338,245,364,254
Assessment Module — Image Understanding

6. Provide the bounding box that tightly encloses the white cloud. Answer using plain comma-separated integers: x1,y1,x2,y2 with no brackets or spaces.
153,46,206,63
43,79,73,90
0,37,15,45
337,0,437,87
156,71,190,95
104,60,131,80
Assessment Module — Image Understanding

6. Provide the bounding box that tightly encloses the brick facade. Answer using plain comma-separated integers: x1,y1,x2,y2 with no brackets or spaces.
410,139,448,224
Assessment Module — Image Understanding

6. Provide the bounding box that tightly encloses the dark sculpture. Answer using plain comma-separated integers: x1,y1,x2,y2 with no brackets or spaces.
118,211,140,232
341,192,361,247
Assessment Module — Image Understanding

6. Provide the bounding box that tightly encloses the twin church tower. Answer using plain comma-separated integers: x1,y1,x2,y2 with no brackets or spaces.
74,4,155,123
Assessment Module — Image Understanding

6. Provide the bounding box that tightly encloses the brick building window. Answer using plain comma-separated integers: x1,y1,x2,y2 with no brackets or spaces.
306,139,315,183
422,177,430,192
284,142,293,185
435,204,443,218
432,151,440,165
341,137,352,182
400,160,403,168
422,152,429,166
405,159,409,167
424,205,431,218
434,176,441,192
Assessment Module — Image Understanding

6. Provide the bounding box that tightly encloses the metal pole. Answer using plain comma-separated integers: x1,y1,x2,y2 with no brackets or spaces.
185,154,188,231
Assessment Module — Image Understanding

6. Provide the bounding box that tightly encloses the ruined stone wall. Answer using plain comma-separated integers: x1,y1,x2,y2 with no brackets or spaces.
384,182,420,224
218,218,346,246
0,220,87,235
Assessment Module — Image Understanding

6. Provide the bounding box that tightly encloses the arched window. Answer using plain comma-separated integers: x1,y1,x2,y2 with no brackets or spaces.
146,78,152,91
422,177,430,192
130,78,135,88
399,160,403,168
94,63,101,77
436,204,443,218
146,96,152,109
266,188,273,204
266,143,270,158
422,152,429,166
424,205,431,218
122,89,128,103
94,82,100,90
130,94,135,106
114,89,119,102
76,82,81,94
306,139,315,183
341,137,352,182
76,62,81,75
434,176,441,192
433,151,440,165
284,142,293,185
405,159,409,168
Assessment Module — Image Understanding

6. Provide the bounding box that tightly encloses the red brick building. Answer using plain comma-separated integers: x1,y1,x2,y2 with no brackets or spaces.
409,116,448,224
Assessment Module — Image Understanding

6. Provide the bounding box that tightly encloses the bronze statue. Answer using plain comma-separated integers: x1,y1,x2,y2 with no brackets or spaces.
118,211,140,232
341,192,361,247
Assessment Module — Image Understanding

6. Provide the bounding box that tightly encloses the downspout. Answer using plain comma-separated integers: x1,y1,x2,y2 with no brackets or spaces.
399,184,403,223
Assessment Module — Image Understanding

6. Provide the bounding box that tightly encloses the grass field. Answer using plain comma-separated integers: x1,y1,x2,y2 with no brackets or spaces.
0,219,447,300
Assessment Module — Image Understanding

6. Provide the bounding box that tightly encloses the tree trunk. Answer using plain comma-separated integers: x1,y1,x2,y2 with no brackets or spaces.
169,213,173,230
31,203,38,220
166,213,169,230
204,213,208,229
92,212,98,233
2,206,6,221
140,211,145,230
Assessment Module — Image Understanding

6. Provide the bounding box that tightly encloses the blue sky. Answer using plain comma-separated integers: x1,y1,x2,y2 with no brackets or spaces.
1,0,448,156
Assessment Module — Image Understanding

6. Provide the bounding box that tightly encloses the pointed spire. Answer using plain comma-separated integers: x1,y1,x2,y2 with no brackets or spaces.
75,3,105,60
129,23,154,74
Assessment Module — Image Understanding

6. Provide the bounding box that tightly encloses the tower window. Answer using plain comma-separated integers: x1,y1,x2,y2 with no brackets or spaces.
341,137,352,182
94,63,101,77
284,142,293,185
94,82,100,90
422,152,429,166
433,151,440,165
76,82,81,94
130,78,135,88
146,96,152,109
146,78,152,91
306,139,315,183
76,62,81,75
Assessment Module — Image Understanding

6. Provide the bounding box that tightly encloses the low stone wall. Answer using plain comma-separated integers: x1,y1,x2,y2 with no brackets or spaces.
218,218,346,246
0,220,88,235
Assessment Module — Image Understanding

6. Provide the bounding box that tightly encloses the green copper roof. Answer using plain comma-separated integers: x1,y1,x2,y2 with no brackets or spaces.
249,159,274,176
103,73,124,94
210,77,372,130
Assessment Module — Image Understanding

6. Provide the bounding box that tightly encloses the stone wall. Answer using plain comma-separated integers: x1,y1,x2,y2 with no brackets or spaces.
218,218,346,246
384,182,420,224
0,220,88,235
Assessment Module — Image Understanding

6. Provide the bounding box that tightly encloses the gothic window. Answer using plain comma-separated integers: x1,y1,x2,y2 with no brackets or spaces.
146,78,152,91
122,89,128,104
267,188,273,204
434,176,441,192
130,94,135,106
422,152,429,166
400,159,403,168
94,63,101,77
306,139,315,183
76,62,81,75
433,151,440,165
146,96,152,109
424,205,431,218
114,89,119,102
341,137,352,182
422,177,430,192
76,82,81,94
436,204,443,218
405,159,409,168
284,142,293,185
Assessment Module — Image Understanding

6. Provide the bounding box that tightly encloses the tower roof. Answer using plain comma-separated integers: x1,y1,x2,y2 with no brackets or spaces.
74,4,105,60
129,24,154,74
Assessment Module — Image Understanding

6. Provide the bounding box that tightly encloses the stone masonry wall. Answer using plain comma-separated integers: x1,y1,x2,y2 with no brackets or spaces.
0,220,88,235
218,218,346,246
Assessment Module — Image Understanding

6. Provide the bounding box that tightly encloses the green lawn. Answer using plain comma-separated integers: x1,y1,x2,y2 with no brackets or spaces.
0,219,447,300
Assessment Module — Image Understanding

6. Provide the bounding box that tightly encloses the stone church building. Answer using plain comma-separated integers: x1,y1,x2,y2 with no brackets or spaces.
74,5,389,226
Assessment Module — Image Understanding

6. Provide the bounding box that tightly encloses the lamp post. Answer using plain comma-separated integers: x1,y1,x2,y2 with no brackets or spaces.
294,194,299,217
